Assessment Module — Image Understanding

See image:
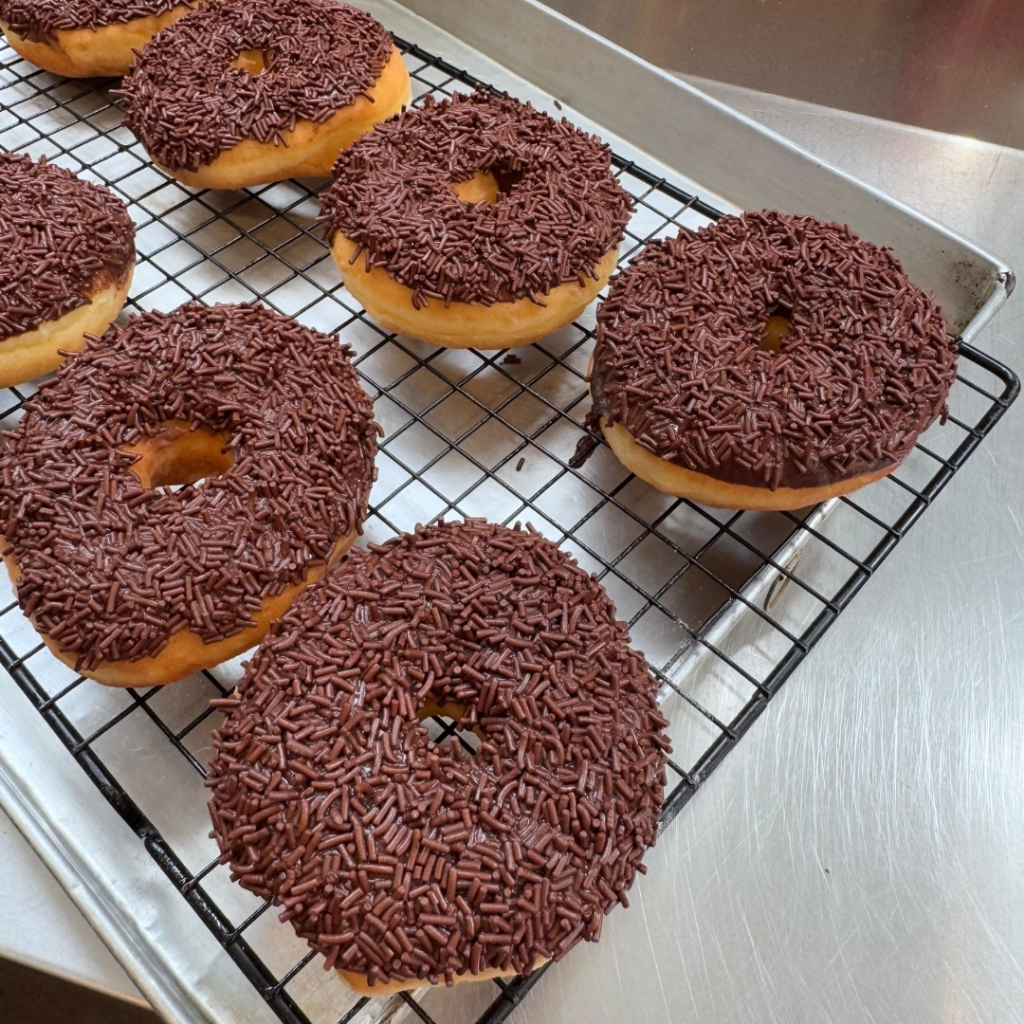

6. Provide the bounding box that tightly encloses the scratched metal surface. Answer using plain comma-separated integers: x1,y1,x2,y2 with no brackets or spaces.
495,99,1024,1024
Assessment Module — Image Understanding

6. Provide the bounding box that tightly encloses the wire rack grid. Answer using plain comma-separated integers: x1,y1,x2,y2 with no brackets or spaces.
0,28,1018,1024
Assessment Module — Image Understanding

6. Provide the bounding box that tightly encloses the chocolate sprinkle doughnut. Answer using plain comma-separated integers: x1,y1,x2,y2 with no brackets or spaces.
0,302,378,672
321,91,633,308
591,212,957,491
207,520,669,987
0,0,188,40
0,152,134,342
118,0,393,174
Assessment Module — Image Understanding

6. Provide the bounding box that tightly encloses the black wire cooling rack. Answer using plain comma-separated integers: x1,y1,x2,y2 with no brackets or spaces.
0,28,1019,1024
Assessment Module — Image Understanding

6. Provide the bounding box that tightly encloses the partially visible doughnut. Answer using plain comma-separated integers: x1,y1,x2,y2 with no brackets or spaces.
0,302,378,686
119,0,410,190
0,1,204,78
588,212,958,511
207,520,669,991
321,91,632,349
0,152,134,390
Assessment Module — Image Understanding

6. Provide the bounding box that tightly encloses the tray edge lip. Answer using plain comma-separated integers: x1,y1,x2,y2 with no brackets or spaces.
0,745,217,1024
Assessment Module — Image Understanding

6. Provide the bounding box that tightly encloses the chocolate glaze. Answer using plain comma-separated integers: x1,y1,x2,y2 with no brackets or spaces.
118,0,392,173
0,152,134,342
591,212,957,491
207,520,669,987
0,0,190,40
0,302,378,671
320,91,632,308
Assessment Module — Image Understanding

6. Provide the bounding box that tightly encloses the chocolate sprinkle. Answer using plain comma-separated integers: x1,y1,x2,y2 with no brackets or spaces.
591,212,957,491
321,91,632,308
207,520,668,987
0,0,191,40
0,152,134,343
0,302,378,671
118,0,392,173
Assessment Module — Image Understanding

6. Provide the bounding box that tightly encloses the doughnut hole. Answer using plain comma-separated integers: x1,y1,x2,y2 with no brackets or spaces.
760,304,793,354
417,698,485,751
452,172,500,204
451,165,526,205
123,420,234,490
233,48,270,74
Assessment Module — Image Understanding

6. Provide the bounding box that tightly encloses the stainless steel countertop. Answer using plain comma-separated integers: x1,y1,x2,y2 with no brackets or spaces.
2,78,1022,1024
494,94,1024,1024
546,0,1024,151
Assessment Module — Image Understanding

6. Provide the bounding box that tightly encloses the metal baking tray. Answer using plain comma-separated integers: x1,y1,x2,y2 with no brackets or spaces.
0,2,1017,1023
